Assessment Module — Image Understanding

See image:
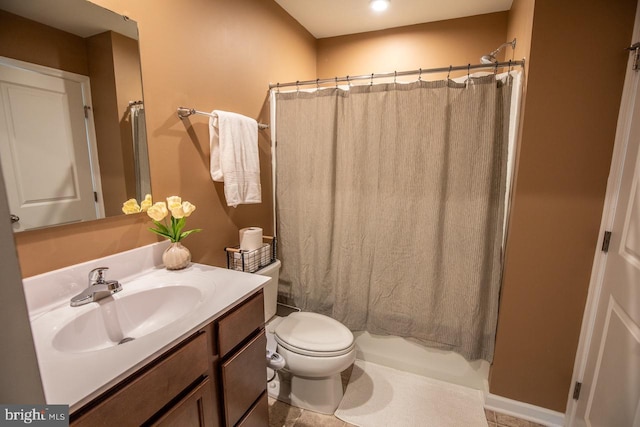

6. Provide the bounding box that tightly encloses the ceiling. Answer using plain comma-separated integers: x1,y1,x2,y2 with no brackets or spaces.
274,0,514,39
1,0,138,39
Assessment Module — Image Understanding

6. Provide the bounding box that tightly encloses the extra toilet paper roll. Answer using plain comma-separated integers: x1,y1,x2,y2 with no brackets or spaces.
239,227,263,251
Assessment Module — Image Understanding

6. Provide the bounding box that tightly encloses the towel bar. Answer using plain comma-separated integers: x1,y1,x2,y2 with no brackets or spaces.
177,107,269,130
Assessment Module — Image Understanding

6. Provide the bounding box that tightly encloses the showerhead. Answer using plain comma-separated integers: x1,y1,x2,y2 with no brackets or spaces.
480,38,516,65
480,54,497,65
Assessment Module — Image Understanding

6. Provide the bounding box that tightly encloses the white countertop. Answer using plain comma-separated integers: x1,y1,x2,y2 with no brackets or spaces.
22,242,269,411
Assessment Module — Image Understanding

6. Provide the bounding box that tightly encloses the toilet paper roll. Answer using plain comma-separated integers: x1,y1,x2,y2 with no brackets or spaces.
239,227,263,251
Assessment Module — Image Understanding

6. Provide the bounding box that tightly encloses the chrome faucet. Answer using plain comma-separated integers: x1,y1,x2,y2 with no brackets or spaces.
70,267,122,307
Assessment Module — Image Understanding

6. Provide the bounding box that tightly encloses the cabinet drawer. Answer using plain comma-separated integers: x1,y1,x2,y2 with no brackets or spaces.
151,377,214,427
217,291,264,357
72,332,209,427
221,331,267,427
236,392,268,427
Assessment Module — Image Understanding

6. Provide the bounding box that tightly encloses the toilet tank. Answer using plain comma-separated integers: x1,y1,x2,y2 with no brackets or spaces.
255,259,281,322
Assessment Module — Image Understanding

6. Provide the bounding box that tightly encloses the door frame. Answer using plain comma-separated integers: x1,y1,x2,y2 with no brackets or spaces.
0,56,105,218
565,1,640,424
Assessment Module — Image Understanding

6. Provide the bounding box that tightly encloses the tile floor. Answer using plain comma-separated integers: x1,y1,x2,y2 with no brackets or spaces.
268,399,548,427
267,363,548,427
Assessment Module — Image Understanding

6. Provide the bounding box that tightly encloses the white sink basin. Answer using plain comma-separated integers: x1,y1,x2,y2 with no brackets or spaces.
52,285,203,353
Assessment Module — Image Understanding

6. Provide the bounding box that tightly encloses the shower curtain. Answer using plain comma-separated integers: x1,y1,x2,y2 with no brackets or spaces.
275,73,516,362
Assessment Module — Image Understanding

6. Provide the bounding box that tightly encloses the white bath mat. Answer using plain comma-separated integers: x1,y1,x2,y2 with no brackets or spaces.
335,360,488,427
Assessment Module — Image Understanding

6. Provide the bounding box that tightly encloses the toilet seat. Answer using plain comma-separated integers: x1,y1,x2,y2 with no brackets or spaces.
274,312,354,357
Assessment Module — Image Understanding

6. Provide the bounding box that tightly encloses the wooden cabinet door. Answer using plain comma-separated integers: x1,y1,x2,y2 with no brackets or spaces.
71,332,209,427
236,392,268,427
152,377,214,427
221,331,267,426
217,291,264,357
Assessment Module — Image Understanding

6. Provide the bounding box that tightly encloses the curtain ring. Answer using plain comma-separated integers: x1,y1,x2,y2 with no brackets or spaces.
466,63,471,86
347,75,350,87
370,73,374,86
276,82,280,94
335,76,338,88
508,59,513,74
418,68,422,82
296,80,300,93
394,70,397,84
447,65,452,81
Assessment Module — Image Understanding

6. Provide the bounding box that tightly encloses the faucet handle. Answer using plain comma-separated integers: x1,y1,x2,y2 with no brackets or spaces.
89,267,109,284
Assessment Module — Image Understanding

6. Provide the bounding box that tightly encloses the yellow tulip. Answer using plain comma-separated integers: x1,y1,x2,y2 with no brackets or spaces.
121,198,141,214
166,196,182,211
132,195,201,243
170,205,185,219
147,202,168,221
170,201,197,219
181,201,196,217
140,194,153,212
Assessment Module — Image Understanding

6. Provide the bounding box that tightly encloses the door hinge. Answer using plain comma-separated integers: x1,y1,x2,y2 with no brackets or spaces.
84,105,91,118
626,42,640,71
602,231,612,253
94,192,98,202
573,381,582,400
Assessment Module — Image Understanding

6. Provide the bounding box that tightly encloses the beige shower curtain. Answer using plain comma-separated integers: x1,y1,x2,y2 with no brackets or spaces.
275,75,512,361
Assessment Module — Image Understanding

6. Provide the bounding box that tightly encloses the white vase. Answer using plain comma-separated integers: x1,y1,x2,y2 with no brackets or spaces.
162,242,191,270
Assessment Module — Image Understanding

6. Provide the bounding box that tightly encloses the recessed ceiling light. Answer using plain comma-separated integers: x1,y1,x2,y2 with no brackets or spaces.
370,0,390,12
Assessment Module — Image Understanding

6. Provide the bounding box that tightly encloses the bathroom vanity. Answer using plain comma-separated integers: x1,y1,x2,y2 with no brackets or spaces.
71,291,267,426
23,242,270,426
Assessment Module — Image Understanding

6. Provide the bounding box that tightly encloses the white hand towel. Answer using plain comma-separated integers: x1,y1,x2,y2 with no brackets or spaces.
209,110,262,207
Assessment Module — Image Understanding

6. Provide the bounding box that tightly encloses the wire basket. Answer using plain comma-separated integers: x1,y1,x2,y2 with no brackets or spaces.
225,236,276,273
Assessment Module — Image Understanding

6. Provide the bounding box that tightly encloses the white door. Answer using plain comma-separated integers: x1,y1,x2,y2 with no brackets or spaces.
0,61,98,231
571,48,640,427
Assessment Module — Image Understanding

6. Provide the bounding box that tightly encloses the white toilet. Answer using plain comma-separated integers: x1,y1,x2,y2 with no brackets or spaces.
256,260,356,414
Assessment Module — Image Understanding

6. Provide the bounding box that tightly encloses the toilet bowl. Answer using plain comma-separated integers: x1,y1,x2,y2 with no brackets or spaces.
274,311,356,414
256,261,356,414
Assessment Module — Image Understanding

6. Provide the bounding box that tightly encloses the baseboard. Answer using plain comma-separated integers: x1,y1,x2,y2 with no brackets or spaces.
484,393,565,427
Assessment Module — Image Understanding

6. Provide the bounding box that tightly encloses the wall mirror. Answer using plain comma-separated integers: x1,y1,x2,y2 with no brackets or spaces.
0,0,150,232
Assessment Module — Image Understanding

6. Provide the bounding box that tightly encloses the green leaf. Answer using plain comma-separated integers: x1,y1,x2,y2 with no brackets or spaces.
152,220,170,235
146,211,201,243
174,217,187,238
179,228,202,241
148,227,175,242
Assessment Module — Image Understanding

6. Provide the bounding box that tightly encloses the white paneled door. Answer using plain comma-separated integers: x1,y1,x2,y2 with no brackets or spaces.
572,50,640,427
0,60,98,231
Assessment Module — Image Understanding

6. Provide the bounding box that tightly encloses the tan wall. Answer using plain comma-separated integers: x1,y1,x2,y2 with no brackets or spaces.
490,0,636,412
112,32,144,204
317,12,509,80
14,0,316,277
87,31,145,216
505,0,534,75
87,31,126,216
0,10,88,75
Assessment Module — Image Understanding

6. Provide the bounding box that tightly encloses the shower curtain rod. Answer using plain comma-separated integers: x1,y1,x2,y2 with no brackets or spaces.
269,59,524,89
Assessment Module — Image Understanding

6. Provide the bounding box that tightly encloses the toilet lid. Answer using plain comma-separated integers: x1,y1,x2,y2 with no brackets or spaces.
274,312,354,357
